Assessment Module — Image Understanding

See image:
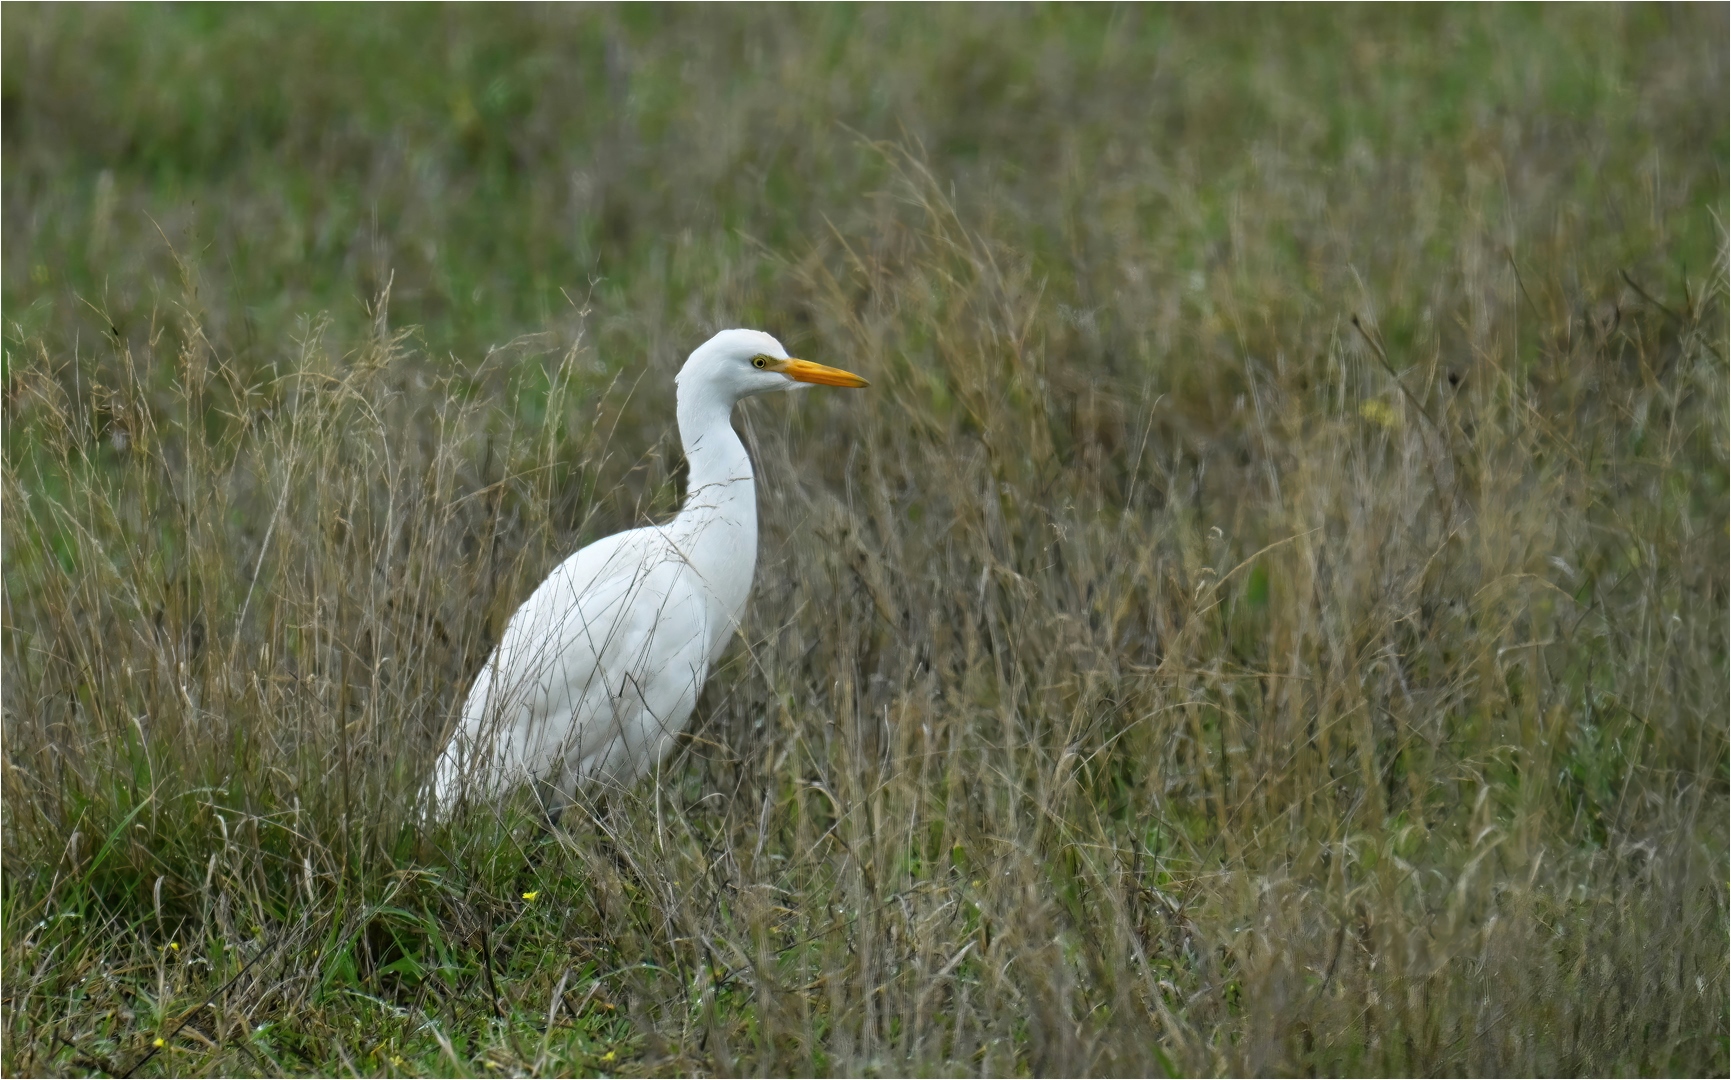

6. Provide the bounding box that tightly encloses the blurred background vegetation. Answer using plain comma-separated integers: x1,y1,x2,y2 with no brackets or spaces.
4,4,1726,1077
11,5,1722,370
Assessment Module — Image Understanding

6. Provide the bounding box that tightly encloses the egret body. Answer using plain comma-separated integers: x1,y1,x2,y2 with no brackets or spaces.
431,329,866,815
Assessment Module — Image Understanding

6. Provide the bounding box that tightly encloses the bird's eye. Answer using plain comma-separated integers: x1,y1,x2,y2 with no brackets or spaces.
752,356,768,369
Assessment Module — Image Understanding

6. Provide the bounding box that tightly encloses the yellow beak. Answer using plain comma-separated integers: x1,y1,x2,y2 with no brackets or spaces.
775,357,870,388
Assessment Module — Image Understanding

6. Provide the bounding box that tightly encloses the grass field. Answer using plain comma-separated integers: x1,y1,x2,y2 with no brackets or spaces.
3,5,1727,1076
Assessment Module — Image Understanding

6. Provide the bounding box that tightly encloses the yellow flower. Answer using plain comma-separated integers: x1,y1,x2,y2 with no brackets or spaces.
601,1050,616,1063
169,942,179,951
521,891,538,902
153,1037,166,1048
1359,399,1399,429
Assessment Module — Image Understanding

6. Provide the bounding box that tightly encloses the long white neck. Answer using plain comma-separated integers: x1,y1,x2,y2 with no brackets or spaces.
676,386,754,512
671,384,758,612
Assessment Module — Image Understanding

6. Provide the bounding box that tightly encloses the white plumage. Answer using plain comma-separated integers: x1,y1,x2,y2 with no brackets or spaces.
431,329,867,816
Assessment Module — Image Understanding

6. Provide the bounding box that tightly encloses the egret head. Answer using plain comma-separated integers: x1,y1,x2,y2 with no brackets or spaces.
678,328,869,405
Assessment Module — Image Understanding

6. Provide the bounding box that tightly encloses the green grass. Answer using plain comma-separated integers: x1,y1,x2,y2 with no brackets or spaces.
4,4,1727,1076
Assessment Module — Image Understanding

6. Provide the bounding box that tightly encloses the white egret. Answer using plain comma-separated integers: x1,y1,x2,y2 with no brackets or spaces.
431,329,867,816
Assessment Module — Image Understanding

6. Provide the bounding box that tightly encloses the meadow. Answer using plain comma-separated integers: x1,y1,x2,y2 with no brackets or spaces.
3,5,1727,1076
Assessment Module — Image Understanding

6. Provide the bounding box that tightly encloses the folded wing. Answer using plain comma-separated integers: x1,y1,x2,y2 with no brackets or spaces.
432,527,718,812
